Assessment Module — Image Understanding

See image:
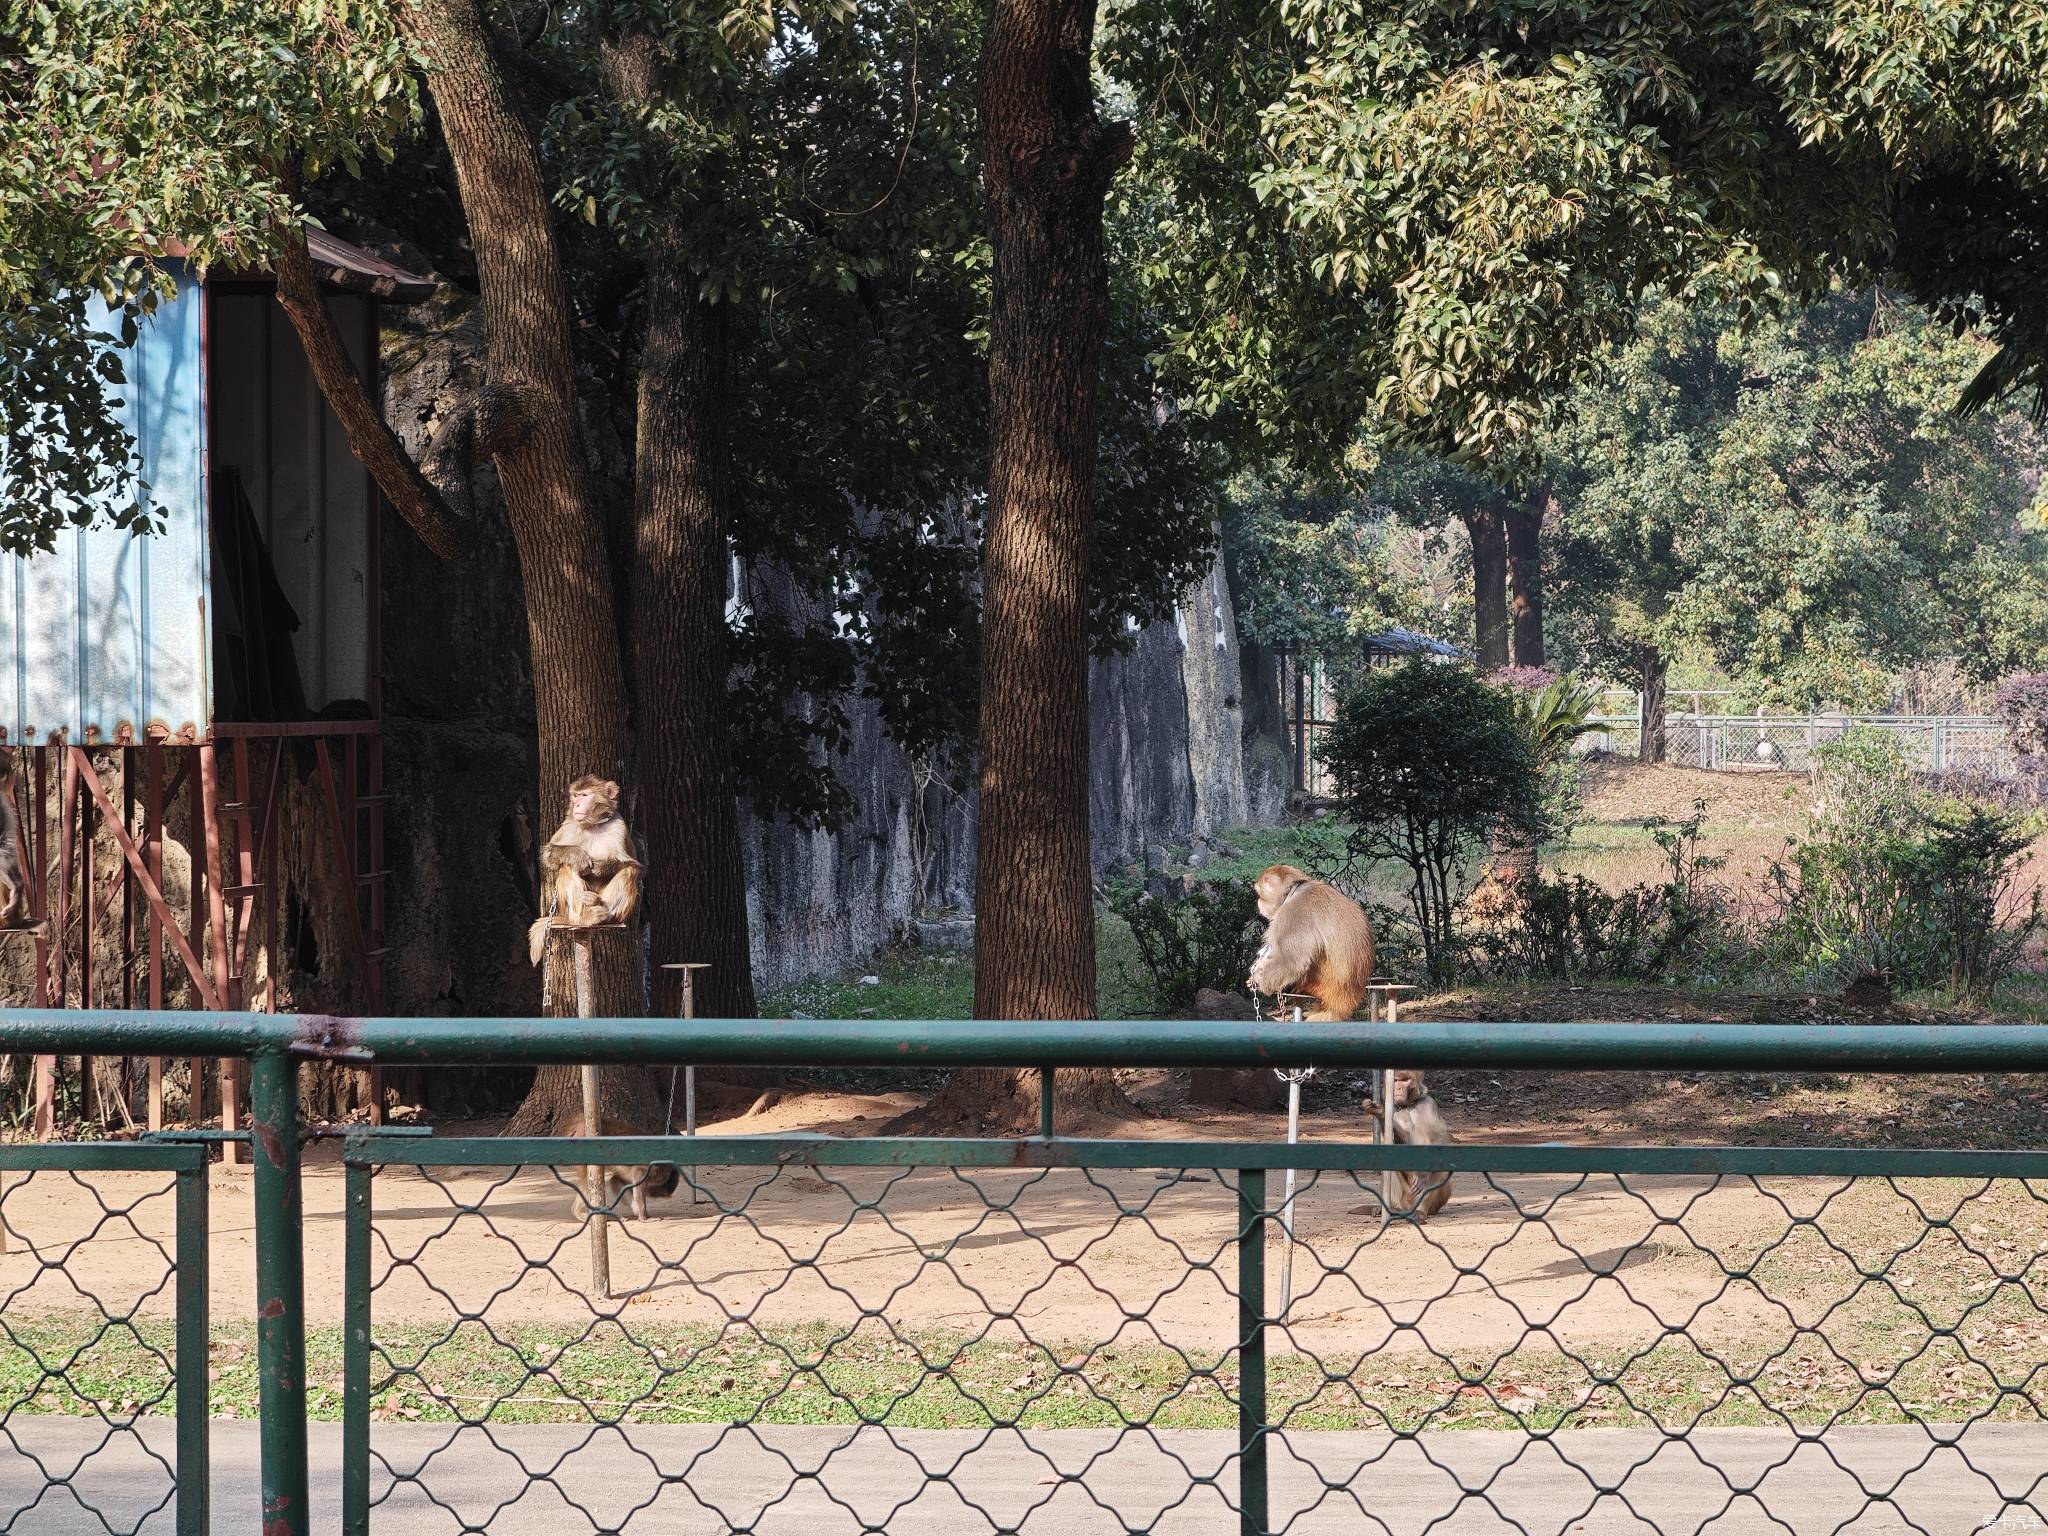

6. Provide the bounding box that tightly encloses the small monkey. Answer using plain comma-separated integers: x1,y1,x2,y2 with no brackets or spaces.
559,1111,680,1221
528,775,642,965
1247,865,1375,1022
0,758,31,929
1388,1069,1454,1222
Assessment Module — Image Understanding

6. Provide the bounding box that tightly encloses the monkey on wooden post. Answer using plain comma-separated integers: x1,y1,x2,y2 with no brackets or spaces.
0,756,31,929
529,775,643,965
1387,1069,1454,1221
1246,864,1374,1022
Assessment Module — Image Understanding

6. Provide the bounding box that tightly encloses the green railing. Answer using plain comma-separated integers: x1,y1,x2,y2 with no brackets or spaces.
0,1010,2044,1534
0,1137,208,1536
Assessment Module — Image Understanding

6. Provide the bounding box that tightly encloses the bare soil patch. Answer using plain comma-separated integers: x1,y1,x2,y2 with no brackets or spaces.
1575,760,1810,829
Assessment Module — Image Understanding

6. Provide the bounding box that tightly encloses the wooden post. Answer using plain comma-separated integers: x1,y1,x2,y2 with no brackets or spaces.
145,742,165,1132
198,743,240,1165
571,932,611,1300
77,752,95,1122
1382,993,1398,1211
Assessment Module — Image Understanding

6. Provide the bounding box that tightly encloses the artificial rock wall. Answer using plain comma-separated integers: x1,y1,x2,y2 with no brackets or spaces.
744,545,1274,991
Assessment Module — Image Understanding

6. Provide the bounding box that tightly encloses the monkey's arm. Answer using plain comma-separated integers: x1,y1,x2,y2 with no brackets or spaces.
598,862,641,925
1247,923,1317,996
540,830,592,876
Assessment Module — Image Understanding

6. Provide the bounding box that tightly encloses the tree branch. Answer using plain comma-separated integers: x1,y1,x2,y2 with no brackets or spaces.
272,225,466,560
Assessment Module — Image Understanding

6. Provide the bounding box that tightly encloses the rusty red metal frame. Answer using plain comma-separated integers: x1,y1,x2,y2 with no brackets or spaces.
16,724,388,1139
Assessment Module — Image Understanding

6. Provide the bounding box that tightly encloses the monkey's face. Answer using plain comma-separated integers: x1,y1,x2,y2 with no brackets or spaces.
1392,1070,1426,1108
568,779,619,825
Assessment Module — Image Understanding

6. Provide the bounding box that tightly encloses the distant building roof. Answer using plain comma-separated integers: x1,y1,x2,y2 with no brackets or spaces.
1362,627,1463,659
192,228,438,303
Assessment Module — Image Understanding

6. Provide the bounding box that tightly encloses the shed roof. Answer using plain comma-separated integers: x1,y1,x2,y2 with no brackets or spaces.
188,229,437,303
302,229,437,303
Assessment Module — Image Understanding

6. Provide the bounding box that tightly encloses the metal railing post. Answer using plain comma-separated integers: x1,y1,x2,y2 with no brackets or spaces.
1237,1166,1268,1536
343,1159,373,1536
250,1047,310,1536
173,1148,210,1536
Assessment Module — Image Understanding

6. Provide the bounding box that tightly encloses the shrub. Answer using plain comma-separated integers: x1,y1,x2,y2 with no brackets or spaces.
1320,662,1544,979
1996,672,2048,761
1466,800,1744,981
1494,669,1606,852
1767,727,2042,999
1105,875,1264,1014
1916,803,2042,999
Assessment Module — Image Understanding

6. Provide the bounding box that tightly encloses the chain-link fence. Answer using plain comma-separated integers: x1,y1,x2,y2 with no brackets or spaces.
1583,715,2015,775
0,1140,208,1536
0,1013,2043,1535
340,1136,2048,1535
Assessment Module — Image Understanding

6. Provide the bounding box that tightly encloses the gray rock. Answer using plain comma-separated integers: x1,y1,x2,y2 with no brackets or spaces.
911,915,976,950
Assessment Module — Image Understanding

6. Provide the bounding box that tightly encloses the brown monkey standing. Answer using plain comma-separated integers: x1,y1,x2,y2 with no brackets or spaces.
1387,1069,1454,1221
558,1110,680,1220
1246,864,1375,1022
528,775,643,965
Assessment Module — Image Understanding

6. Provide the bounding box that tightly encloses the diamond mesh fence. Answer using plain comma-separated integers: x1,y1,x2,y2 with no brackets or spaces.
0,1142,208,1536
343,1138,2048,1536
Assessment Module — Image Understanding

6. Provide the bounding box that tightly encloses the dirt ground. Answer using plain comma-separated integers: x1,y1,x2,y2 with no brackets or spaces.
8,1014,2045,1363
1573,760,1810,827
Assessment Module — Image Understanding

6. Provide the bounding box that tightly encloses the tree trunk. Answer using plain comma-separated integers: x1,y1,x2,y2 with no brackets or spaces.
1640,651,1669,763
1462,503,1509,672
627,252,759,1019
908,0,1135,1131
599,36,760,1022
1504,488,1547,668
272,226,465,560
398,0,643,1122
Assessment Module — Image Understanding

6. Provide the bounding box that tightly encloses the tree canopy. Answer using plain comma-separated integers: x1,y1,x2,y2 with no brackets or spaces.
1547,291,2048,709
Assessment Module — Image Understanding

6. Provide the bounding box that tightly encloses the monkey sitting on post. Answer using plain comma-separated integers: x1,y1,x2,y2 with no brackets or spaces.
1247,864,1375,1022
0,757,31,929
1387,1069,1454,1222
528,775,643,965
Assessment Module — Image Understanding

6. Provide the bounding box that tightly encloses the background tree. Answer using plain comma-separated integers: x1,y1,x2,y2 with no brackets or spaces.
1546,292,2048,737
1321,662,1544,981
1221,464,1449,677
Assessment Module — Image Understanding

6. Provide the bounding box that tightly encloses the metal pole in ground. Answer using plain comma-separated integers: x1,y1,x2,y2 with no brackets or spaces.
661,962,710,1204
1383,990,1403,1212
1276,1000,1310,1317
572,933,611,1299
249,1048,309,1536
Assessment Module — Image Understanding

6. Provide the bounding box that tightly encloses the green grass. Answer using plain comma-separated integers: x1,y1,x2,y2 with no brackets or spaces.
763,908,1159,1025
3,1314,2040,1433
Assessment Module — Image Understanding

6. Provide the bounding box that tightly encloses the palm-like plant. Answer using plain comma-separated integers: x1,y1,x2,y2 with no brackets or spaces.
1508,673,1609,764
1483,669,1608,886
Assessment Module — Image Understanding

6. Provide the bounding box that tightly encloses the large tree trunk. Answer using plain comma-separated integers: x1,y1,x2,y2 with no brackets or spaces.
629,265,757,1016
1504,488,1547,668
906,0,1136,1132
1640,650,1669,763
1462,503,1509,672
602,38,759,1022
398,0,644,1127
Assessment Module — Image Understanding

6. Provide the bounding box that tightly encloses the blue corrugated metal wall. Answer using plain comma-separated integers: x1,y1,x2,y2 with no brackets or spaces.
2,269,210,742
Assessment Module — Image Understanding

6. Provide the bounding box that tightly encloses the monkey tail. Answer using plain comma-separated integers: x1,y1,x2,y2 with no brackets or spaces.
528,916,550,967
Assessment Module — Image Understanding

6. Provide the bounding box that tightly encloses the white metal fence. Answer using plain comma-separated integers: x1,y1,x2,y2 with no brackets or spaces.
1581,714,2014,775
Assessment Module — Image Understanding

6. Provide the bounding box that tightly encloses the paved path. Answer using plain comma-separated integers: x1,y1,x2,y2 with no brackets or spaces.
4,1419,2045,1533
